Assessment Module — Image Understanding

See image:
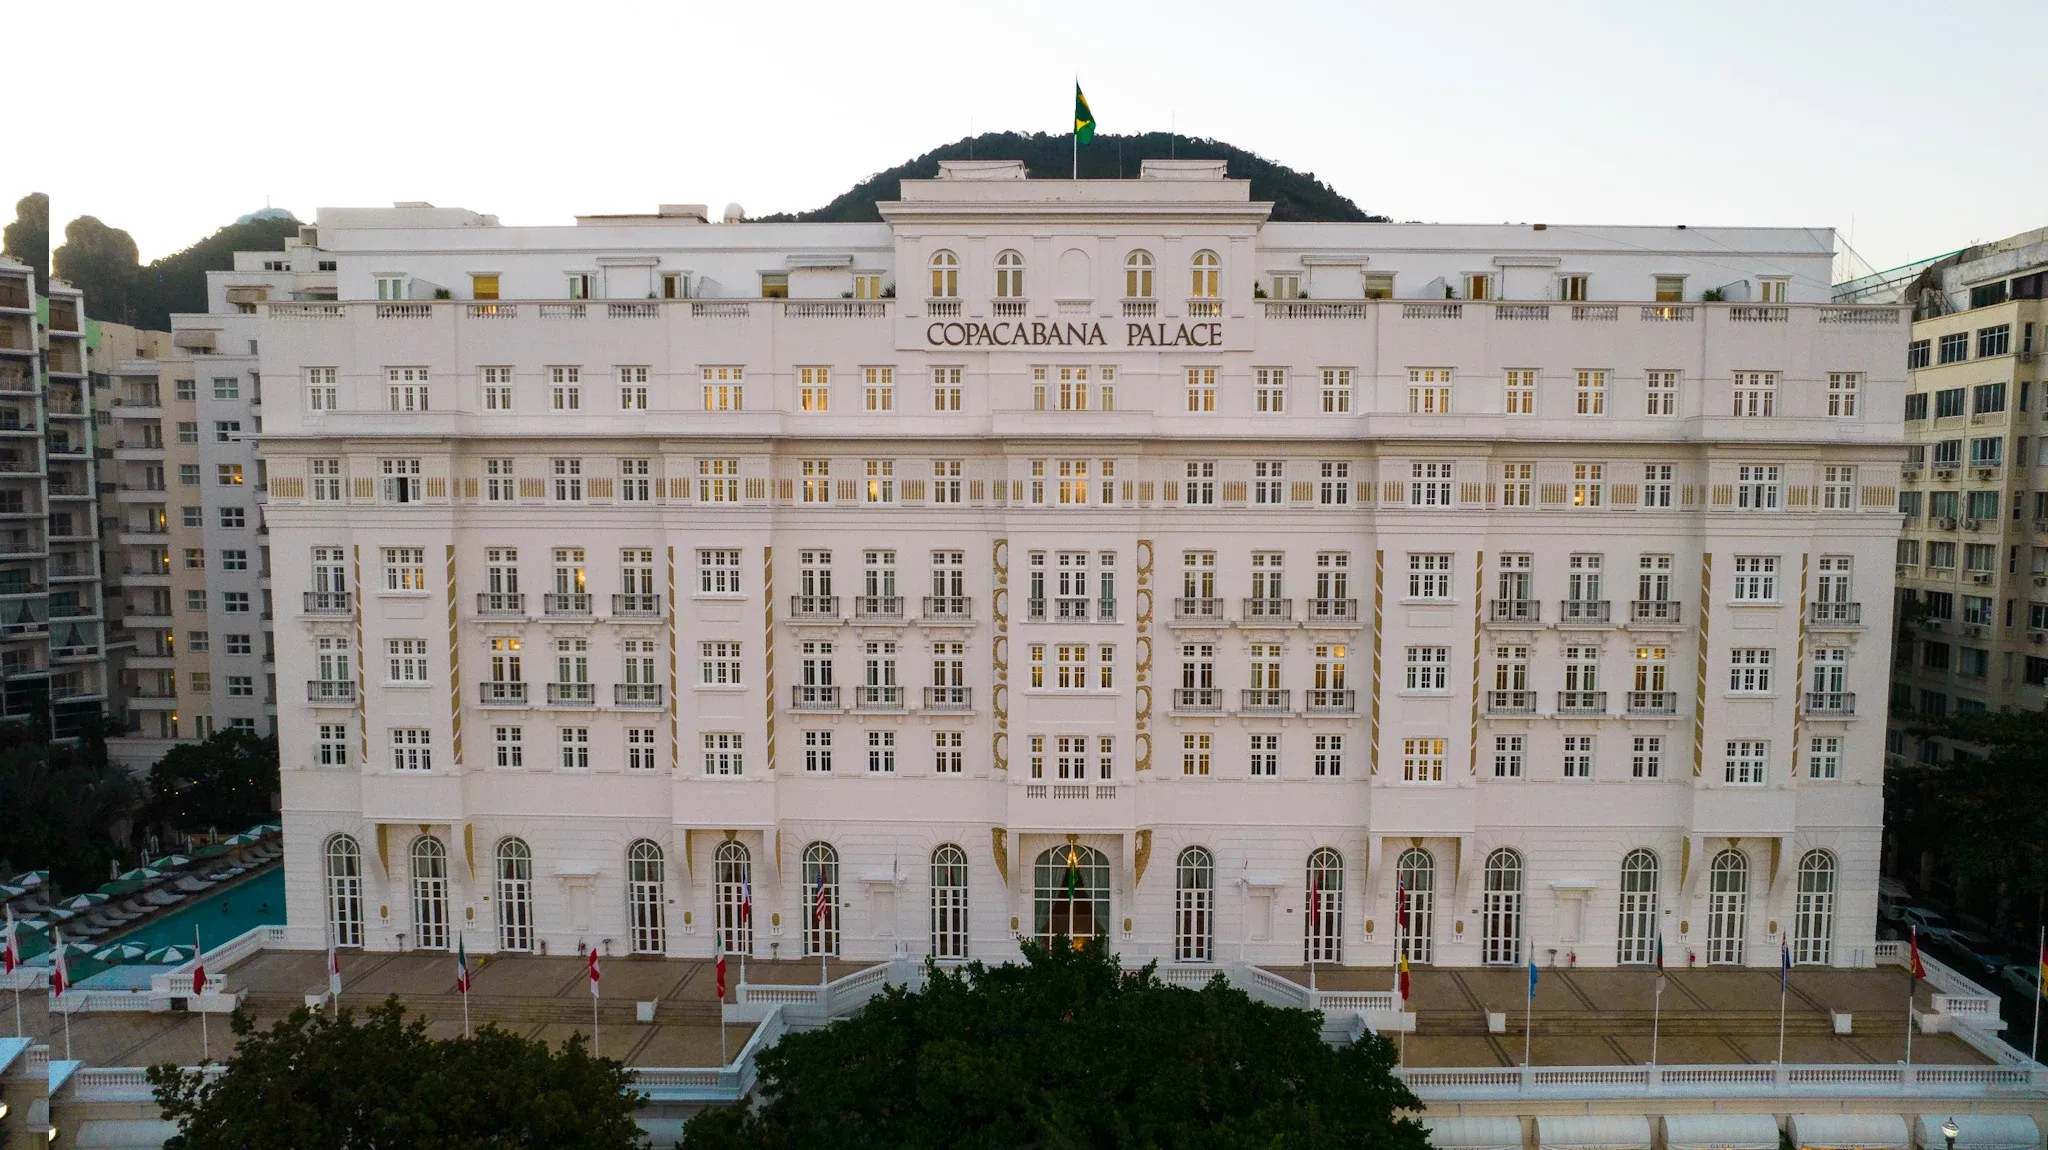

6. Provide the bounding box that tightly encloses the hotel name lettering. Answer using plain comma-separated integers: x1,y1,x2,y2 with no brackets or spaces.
924,320,1224,348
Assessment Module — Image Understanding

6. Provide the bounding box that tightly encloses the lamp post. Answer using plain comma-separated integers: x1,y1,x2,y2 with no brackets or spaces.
1941,1118,1959,1150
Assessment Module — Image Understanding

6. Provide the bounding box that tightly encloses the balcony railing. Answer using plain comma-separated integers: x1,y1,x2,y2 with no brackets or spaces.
1806,691,1856,716
1122,299,1156,317
1810,602,1862,626
1173,687,1222,712
1630,600,1682,625
1095,599,1118,623
924,685,972,711
1626,690,1677,715
1241,598,1292,623
854,595,903,621
791,684,840,710
612,593,662,617
1240,688,1291,713
478,681,528,706
1489,599,1540,625
788,595,839,621
614,683,663,707
303,591,351,615
921,596,972,622
1174,597,1223,622
856,684,905,711
1487,689,1536,715
1305,688,1355,714
307,680,356,703
544,593,591,617
1558,600,1611,624
1557,690,1608,715
476,592,525,616
546,682,594,706
1186,299,1222,317
1307,598,1358,625
1026,597,1047,622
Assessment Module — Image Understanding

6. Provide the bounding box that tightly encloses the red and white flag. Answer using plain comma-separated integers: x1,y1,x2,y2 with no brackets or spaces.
740,875,753,924
193,925,207,997
715,943,727,1000
50,927,67,997
327,943,342,997
1909,926,1927,982
1306,872,1321,930
588,947,601,998
3,905,17,975
454,935,471,994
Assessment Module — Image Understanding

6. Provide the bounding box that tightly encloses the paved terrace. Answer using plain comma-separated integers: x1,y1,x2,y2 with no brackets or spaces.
2,951,1989,1071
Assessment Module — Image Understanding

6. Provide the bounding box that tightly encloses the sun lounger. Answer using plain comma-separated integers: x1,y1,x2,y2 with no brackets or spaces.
69,923,107,939
173,876,215,893
144,889,186,907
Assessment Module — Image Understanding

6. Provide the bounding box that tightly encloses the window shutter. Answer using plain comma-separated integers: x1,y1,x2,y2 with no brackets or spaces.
1137,480,1154,504
351,477,375,501
269,476,304,500
969,479,986,502
1222,481,1246,504
744,477,767,502
1785,485,1810,508
424,476,447,500
902,479,925,502
1382,481,1403,503
1609,483,1638,507
1860,485,1893,508
1291,481,1314,504
587,477,614,500
669,477,688,500
1539,483,1568,506
1711,484,1734,507
1161,480,1179,502
836,479,858,502
1459,482,1484,505
519,478,546,500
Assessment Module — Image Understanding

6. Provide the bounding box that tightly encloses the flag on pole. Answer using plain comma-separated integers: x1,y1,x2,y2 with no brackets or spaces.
588,947,601,998
1654,934,1666,997
740,875,753,924
1397,953,1411,1003
454,935,471,994
1395,879,1408,931
328,942,342,997
194,924,207,997
1073,83,1096,145
1780,934,1791,991
1306,869,1321,930
2036,939,2045,990
2,906,16,975
1909,926,1927,982
715,943,727,1000
51,927,67,997
813,872,829,926
1527,958,1539,1000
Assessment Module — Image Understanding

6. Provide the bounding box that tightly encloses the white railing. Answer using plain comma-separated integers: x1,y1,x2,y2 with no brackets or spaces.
691,301,751,318
1262,301,1369,319
628,1007,787,1100
52,990,155,1014
538,303,585,318
71,1063,224,1101
737,960,895,1016
267,302,341,319
1314,989,1398,1013
1819,306,1901,324
783,300,888,318
1727,305,1790,322
1244,965,1315,1009
1396,1061,2044,1099
374,303,432,319
467,303,516,318
606,303,658,319
1401,303,1463,319
150,924,287,996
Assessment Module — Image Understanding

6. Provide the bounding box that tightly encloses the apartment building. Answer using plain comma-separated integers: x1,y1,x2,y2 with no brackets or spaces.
94,317,176,765
252,163,1903,970
1880,228,2048,761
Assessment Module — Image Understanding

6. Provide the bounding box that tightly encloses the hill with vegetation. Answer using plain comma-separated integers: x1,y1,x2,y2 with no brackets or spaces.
757,131,1383,224
39,207,301,331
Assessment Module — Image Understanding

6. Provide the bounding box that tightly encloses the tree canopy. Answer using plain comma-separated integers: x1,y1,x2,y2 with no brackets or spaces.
150,999,648,1150
1889,708,2048,910
143,728,280,836
53,214,141,323
685,937,1428,1149
3,192,48,293
0,730,138,891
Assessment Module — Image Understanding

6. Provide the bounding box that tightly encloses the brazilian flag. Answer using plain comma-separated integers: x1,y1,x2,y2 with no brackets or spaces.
1074,83,1096,145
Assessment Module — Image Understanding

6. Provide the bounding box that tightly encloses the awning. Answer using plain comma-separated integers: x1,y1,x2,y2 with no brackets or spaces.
1538,1115,1652,1150
1425,1116,1524,1150
74,1119,181,1148
1665,1114,1782,1150
1916,1116,2042,1150
1790,1114,1912,1150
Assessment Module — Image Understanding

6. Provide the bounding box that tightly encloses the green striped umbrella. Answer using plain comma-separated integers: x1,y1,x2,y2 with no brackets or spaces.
93,942,148,964
60,893,108,910
142,944,195,964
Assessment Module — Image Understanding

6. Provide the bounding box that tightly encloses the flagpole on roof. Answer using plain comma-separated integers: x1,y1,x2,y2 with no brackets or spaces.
1072,75,1078,180
2031,924,2042,1064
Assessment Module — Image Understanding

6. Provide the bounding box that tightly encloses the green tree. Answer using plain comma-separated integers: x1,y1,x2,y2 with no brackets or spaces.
144,729,280,835
150,999,648,1150
1889,709,2048,924
686,937,1428,1149
132,214,302,330
52,214,140,325
0,732,139,891
2,192,48,294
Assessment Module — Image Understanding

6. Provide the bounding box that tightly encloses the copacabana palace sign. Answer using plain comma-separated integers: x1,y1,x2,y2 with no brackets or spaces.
924,319,1225,348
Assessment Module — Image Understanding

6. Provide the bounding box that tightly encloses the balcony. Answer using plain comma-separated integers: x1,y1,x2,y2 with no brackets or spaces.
306,680,357,704
1630,600,1682,626
1240,688,1291,714
614,683,663,708
49,600,97,620
923,685,972,711
788,595,840,621
303,591,352,615
1241,598,1292,624
1305,688,1355,714
856,684,905,711
791,684,840,711
476,592,526,616
1805,691,1856,717
1488,600,1541,625
1626,690,1677,715
991,299,1027,317
1809,602,1862,627
1558,600,1612,625
612,593,662,617
1186,298,1223,317
1122,299,1156,317
1487,690,1536,715
1174,597,1224,623
921,596,972,622
546,682,594,706
1173,687,1222,713
479,681,528,706
544,593,592,617
1306,598,1358,626
1557,690,1608,715
854,595,904,622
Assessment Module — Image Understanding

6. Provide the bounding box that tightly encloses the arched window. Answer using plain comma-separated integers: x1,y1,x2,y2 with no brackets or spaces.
1482,849,1524,965
627,840,666,955
1616,849,1659,964
994,250,1025,299
410,836,450,950
1190,250,1220,300
1304,848,1343,964
1707,850,1749,965
1395,848,1435,964
929,250,959,299
1033,844,1109,944
1174,847,1215,962
714,841,752,955
325,834,363,948
1125,250,1155,299
801,842,840,957
1794,850,1837,966
496,838,534,952
930,844,969,959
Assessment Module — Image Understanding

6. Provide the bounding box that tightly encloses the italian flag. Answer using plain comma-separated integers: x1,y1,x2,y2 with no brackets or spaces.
454,935,470,994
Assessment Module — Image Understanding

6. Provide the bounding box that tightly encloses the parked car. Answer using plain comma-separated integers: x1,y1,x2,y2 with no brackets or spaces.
1896,906,1954,945
2003,962,2042,999
1878,878,1912,925
1941,930,2013,979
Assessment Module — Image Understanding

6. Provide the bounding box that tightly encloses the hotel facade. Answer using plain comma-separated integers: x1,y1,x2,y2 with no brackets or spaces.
256,162,1905,971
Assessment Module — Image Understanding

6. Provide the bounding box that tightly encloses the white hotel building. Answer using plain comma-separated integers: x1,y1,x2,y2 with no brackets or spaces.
258,161,1904,972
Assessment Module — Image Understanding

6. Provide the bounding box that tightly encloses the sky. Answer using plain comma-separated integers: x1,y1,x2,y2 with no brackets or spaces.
9,0,2043,277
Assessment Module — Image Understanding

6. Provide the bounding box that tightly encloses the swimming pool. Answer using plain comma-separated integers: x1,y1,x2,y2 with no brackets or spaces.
102,865,285,952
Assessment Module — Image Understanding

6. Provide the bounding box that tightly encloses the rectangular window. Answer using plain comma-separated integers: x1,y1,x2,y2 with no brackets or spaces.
386,366,429,412
865,459,895,503
1504,368,1535,415
804,730,833,773
483,458,516,503
1731,371,1777,417
1562,735,1593,779
304,366,339,412
1184,366,1216,413
1938,332,1968,364
698,548,741,594
1401,737,1442,783
1728,648,1774,693
616,365,649,410
1320,368,1353,413
217,463,243,486
696,458,739,503
550,458,583,502
797,365,830,412
931,366,962,411
1500,462,1533,507
1736,464,1781,510
390,729,433,772
1254,367,1286,413
213,376,240,400
1631,736,1662,779
1315,734,1344,778
867,730,896,773
219,507,246,529
1724,740,1768,785
1575,369,1607,415
387,638,429,683
1641,464,1674,508
1407,553,1453,600
1732,556,1777,601
318,723,350,767
1809,736,1841,780
379,457,421,504
1408,367,1451,414
1935,387,1967,418
616,458,651,502
1973,382,2007,415
1254,460,1285,505
1409,461,1452,507
1404,646,1450,693
1183,461,1215,505
1645,369,1678,415
1246,733,1280,778
702,732,743,776
700,641,742,686
933,730,963,774
1181,733,1212,777
863,366,895,412
1319,461,1350,505
801,459,831,503
1826,372,1861,417
1821,466,1856,510
626,728,657,771
702,365,744,411
1979,324,2011,359
383,547,426,592
558,727,590,770
1493,735,1524,779
1572,462,1604,508
1908,340,1931,370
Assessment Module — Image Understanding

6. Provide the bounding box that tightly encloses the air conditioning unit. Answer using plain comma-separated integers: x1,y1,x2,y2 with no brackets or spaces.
1964,624,1986,638
1971,573,1991,584
1935,468,1957,479
1939,516,1958,530
2035,574,2048,587
1975,468,1998,480
2030,631,2046,645
2034,520,2048,533
1963,519,1981,531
